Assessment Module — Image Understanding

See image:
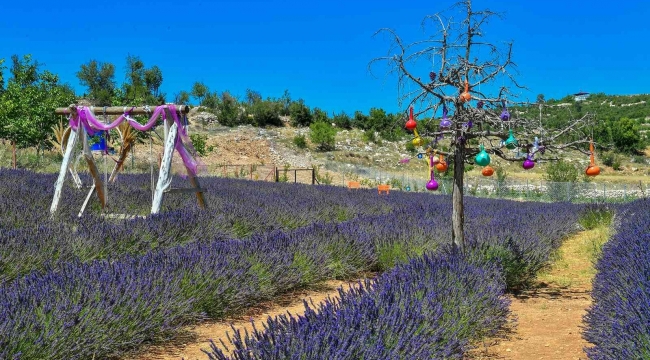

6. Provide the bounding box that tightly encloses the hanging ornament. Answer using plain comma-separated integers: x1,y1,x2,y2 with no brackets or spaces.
412,136,424,147
522,154,535,170
426,155,439,191
474,144,491,166
405,106,417,130
504,129,518,149
435,154,448,172
429,72,436,81
460,80,471,103
482,165,494,176
477,100,484,109
439,105,452,129
585,139,601,176
500,100,510,121
432,155,440,165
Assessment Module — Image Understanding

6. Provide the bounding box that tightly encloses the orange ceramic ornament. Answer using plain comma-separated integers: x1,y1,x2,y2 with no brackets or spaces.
435,154,448,172
460,80,471,103
585,140,600,176
482,165,494,176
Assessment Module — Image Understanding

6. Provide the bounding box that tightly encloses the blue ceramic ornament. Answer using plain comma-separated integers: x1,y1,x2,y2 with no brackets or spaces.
475,144,491,166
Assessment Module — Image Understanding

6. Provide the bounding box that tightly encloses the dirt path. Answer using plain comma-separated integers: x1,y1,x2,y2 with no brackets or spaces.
126,279,361,360
473,227,609,360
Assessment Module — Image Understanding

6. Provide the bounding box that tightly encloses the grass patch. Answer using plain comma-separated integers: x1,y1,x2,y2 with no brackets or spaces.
537,225,611,289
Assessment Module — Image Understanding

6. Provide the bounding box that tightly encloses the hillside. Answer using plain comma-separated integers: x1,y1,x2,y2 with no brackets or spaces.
1,93,649,190
514,93,650,137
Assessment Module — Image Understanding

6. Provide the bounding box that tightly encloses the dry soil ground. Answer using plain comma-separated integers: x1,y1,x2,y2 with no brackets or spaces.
128,228,605,360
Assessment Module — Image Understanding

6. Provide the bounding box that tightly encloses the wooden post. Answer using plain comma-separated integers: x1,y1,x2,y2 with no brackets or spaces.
250,164,253,180
275,167,279,182
50,129,79,215
451,125,466,253
82,130,106,210
151,121,177,214
185,165,206,209
312,168,316,185
294,169,297,183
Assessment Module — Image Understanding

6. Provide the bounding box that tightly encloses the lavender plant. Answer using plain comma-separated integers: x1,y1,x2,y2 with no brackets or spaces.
205,251,510,359
583,200,650,359
0,169,583,359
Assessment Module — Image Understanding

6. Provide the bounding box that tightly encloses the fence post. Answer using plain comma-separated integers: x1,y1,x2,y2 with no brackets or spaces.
275,167,279,182
250,164,253,180
312,168,316,185
294,169,297,183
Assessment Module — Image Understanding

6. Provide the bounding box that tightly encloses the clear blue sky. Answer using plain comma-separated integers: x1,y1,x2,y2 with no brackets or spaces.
1,0,648,115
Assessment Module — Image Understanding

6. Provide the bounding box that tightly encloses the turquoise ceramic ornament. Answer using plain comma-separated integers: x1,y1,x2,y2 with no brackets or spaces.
474,144,491,166
504,129,518,150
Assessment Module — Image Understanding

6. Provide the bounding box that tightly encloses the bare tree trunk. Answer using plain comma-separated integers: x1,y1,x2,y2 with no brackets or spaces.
12,141,16,169
452,126,466,252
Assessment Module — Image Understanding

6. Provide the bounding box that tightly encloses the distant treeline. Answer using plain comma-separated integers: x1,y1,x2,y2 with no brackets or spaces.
0,53,646,154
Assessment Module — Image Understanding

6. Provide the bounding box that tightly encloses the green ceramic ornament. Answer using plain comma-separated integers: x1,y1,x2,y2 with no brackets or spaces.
475,144,491,166
505,129,518,150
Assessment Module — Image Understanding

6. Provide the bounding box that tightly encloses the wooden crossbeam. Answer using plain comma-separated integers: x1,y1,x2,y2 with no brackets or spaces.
54,104,189,116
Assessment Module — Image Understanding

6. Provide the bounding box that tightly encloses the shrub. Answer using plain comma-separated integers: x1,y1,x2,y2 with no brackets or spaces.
309,121,336,151
189,133,208,156
293,134,307,149
600,151,623,170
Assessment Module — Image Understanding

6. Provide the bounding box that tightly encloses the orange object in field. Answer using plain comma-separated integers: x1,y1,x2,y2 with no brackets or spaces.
435,154,448,172
585,139,600,177
482,165,494,176
460,80,471,103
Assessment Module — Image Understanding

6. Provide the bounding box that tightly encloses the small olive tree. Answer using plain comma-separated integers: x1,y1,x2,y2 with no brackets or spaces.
370,0,599,251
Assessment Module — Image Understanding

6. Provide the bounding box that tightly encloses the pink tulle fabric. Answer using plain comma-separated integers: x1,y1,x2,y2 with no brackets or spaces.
68,105,201,175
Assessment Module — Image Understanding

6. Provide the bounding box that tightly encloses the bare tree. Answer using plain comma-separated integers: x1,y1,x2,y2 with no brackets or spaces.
369,0,600,252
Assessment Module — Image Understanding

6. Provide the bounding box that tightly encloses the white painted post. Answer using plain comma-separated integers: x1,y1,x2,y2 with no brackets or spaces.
151,121,177,214
50,128,79,215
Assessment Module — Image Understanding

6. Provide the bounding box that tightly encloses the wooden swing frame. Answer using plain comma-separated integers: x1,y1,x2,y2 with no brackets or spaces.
50,104,207,218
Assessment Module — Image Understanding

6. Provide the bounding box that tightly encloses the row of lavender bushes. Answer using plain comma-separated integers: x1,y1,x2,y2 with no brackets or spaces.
207,251,510,359
0,170,581,359
583,199,650,359
0,169,392,283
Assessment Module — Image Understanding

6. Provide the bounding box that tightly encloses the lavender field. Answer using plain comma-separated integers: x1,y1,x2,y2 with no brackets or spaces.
0,169,585,359
584,199,650,358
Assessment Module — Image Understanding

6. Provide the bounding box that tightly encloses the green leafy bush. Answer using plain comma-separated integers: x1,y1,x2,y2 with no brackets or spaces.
309,121,336,151
189,133,208,156
293,134,307,149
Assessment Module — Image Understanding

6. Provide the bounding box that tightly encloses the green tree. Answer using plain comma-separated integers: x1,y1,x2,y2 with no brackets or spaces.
353,111,369,130
124,54,146,103
611,117,643,153
289,99,312,127
1,55,76,158
309,121,336,151
217,91,241,126
191,82,209,106
279,89,291,115
312,107,328,123
332,111,352,129
76,59,116,106
251,100,282,127
174,90,190,105
203,91,220,109
144,66,163,97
